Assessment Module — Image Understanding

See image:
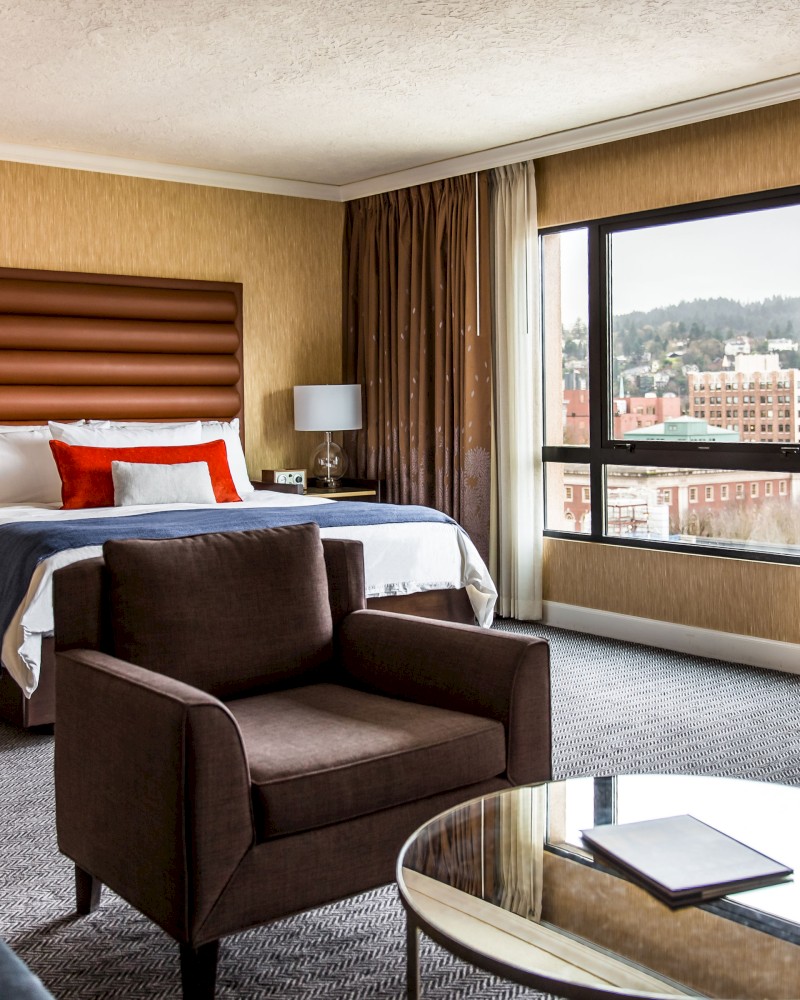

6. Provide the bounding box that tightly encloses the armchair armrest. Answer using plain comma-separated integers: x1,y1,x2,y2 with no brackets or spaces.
55,648,253,943
338,610,551,784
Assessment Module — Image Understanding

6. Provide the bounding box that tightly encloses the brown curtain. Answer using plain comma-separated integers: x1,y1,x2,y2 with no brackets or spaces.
343,175,492,559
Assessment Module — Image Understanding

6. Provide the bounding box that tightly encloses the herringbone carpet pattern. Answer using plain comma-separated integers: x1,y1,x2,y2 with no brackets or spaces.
2,621,800,998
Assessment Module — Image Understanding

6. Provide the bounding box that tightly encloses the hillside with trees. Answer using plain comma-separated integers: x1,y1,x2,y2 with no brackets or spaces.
584,296,800,400
614,295,800,340
561,297,800,401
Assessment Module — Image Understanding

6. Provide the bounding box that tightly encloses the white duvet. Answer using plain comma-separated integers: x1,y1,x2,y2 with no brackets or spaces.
0,490,497,697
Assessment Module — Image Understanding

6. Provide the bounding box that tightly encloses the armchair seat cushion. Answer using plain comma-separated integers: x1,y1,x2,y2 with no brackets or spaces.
227,682,506,839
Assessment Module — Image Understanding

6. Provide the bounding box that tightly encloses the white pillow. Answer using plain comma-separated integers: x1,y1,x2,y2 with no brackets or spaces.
49,420,203,447
0,428,62,504
198,419,253,497
111,461,217,506
83,420,193,429
77,418,252,496
0,422,82,432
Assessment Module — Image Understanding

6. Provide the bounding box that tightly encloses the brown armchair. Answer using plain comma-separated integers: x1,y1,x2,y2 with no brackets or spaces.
53,522,551,999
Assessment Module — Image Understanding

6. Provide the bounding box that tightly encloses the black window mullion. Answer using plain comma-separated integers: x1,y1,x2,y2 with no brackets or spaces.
588,222,604,538
593,443,800,474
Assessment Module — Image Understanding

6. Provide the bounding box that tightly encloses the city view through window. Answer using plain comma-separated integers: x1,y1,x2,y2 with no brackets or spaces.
542,199,800,557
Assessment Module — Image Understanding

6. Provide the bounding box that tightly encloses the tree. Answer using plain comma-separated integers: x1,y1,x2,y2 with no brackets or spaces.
780,349,800,369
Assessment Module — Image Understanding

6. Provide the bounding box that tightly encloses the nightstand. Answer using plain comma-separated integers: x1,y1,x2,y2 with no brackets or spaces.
305,478,382,502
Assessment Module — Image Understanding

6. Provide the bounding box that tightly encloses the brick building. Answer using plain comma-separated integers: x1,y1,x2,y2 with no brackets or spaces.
563,390,681,444
557,467,796,538
688,354,800,443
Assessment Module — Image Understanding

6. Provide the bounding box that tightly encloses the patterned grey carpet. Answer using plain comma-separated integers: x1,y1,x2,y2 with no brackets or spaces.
2,621,800,998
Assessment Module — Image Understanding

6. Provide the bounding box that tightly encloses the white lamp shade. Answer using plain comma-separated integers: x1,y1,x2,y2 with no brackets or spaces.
294,384,362,431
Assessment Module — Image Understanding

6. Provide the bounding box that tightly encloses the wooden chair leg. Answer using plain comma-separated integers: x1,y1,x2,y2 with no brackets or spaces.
179,940,219,1000
75,865,102,914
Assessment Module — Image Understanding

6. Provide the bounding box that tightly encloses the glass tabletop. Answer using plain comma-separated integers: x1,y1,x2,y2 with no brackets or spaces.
397,775,800,999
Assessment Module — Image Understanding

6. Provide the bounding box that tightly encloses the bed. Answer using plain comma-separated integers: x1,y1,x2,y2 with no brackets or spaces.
0,266,497,727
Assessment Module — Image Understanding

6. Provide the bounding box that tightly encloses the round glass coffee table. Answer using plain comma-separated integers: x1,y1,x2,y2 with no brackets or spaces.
397,775,800,999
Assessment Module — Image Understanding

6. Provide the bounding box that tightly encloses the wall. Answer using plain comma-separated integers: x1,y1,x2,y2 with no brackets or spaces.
536,101,800,228
535,100,800,643
0,160,344,477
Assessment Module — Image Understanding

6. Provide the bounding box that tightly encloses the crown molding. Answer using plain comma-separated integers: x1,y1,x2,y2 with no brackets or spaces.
1,73,799,203
338,72,800,200
0,141,341,201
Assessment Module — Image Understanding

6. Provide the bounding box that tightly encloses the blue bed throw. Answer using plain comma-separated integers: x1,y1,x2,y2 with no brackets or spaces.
0,502,457,640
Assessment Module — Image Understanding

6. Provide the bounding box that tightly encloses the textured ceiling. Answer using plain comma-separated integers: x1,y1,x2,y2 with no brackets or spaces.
1,0,800,187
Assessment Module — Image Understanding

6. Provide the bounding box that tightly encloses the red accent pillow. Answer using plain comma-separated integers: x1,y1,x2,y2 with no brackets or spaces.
49,439,242,509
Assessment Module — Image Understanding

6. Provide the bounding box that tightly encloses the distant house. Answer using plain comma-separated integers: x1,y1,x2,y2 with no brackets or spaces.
724,336,751,357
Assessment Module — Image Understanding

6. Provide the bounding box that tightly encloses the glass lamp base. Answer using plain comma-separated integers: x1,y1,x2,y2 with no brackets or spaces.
310,434,348,488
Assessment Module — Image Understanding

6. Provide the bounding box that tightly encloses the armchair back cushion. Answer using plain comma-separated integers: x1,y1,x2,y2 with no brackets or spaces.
103,521,333,699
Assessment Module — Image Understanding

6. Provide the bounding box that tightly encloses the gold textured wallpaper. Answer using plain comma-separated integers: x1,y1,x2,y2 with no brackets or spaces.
542,538,800,644
0,160,344,477
536,101,800,229
536,101,800,643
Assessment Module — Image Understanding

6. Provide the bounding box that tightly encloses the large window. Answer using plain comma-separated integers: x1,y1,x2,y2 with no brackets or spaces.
541,186,800,562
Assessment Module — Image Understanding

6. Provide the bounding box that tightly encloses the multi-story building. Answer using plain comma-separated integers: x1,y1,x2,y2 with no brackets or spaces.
563,390,681,444
558,467,797,540
562,388,590,444
688,354,800,443
613,394,681,436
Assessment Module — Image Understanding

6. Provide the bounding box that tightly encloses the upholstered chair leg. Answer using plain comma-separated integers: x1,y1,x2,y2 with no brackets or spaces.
75,865,102,914
179,941,219,1000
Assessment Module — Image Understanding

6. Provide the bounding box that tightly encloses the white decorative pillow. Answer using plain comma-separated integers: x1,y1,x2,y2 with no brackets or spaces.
198,419,253,497
0,428,62,504
111,461,217,507
49,420,203,447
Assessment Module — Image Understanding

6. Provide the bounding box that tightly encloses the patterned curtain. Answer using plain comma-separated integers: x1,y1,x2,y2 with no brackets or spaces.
343,175,492,559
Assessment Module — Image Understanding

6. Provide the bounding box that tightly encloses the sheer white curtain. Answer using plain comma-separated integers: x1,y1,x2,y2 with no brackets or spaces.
489,161,542,620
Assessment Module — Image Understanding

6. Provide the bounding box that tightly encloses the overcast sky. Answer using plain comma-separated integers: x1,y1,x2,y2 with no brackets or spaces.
557,203,800,323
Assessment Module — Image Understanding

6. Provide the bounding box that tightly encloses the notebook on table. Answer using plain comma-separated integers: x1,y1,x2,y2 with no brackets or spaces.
581,814,793,908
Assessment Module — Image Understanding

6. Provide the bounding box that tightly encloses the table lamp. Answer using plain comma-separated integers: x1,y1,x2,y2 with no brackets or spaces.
293,384,362,487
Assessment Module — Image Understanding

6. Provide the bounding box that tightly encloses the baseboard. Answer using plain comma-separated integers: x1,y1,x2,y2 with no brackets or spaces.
541,601,800,676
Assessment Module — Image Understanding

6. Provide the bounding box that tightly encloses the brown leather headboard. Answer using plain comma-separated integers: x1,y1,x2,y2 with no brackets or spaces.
0,266,243,431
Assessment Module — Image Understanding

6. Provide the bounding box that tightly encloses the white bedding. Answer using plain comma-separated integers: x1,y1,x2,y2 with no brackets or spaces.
0,490,497,697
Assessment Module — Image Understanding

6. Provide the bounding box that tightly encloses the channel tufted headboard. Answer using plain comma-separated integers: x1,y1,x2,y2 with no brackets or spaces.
0,265,243,430
0,265,243,727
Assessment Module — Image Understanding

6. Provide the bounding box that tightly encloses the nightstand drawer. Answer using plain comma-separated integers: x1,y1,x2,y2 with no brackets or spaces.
305,479,382,502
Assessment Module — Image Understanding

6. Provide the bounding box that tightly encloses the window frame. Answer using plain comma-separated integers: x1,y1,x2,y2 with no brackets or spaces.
541,184,800,566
